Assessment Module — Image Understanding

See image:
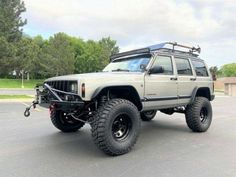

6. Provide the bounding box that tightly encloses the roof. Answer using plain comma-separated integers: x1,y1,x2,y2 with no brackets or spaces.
110,42,201,61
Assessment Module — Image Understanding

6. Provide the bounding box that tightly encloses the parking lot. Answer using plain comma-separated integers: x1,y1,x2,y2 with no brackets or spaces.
0,96,235,177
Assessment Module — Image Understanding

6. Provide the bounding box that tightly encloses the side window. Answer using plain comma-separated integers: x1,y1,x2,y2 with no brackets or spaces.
152,55,173,75
175,58,193,76
192,60,209,76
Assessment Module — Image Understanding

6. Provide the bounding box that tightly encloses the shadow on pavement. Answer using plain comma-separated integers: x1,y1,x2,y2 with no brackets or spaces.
42,119,190,158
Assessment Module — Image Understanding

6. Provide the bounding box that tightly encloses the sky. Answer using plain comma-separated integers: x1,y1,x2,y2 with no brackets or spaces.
22,0,236,67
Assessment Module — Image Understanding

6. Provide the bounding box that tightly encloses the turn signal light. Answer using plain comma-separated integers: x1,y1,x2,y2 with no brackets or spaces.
81,83,85,97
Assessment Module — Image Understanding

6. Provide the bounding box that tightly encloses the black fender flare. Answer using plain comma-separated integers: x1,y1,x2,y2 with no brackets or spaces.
91,85,143,110
189,87,198,104
190,87,213,104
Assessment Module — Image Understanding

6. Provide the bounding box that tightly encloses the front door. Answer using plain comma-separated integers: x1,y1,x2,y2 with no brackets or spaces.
144,55,178,110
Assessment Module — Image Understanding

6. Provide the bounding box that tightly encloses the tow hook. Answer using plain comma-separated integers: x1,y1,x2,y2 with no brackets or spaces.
24,101,38,117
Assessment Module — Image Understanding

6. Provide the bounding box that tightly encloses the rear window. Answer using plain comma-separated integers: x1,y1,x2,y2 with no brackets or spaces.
192,60,209,77
175,58,193,75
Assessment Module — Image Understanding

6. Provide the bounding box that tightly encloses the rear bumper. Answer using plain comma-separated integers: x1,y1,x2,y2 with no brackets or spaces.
36,83,84,112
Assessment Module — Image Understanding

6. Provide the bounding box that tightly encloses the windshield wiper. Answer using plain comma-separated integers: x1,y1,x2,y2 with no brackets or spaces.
112,69,130,72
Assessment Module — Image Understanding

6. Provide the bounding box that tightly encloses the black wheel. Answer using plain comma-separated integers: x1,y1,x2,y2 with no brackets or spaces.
141,110,157,121
185,97,212,132
50,110,85,132
91,99,141,156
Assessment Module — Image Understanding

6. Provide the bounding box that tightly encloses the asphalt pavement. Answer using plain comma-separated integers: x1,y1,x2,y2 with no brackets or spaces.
0,96,235,177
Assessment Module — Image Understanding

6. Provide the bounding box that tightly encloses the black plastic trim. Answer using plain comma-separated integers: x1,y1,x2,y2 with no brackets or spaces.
141,95,191,102
110,48,150,60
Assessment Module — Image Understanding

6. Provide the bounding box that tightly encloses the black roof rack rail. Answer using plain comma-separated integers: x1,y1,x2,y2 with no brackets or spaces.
157,48,199,57
110,48,150,60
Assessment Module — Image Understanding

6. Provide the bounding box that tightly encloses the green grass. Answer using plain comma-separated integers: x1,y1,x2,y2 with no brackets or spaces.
0,95,34,99
0,79,44,89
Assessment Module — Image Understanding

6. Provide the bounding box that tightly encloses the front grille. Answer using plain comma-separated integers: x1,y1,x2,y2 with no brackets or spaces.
45,80,78,93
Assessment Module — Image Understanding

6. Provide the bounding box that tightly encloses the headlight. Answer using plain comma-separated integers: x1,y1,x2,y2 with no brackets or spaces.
70,82,78,93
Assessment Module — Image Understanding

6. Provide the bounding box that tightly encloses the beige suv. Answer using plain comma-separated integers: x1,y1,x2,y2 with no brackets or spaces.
25,42,215,156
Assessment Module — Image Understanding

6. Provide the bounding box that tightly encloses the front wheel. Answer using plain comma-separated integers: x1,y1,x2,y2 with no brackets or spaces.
185,97,212,132
91,99,141,156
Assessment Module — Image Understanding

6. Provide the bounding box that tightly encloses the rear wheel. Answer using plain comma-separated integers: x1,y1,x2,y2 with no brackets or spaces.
185,97,212,132
50,110,85,132
141,110,157,121
91,99,141,156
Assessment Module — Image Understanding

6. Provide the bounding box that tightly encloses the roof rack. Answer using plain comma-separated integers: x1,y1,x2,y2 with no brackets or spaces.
110,42,201,61
148,42,201,54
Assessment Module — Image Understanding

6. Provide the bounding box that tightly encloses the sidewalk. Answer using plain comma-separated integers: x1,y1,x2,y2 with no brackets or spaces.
0,98,33,102
0,88,35,95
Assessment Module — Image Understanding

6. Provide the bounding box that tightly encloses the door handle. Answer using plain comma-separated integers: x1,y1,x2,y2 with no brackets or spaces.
190,78,196,81
170,77,177,81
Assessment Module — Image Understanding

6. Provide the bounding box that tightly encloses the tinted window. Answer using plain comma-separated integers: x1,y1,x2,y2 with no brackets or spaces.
103,55,151,72
152,55,173,75
192,60,209,76
175,58,193,75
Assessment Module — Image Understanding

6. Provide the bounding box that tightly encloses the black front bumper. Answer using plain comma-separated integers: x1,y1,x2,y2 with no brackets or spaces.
36,83,84,112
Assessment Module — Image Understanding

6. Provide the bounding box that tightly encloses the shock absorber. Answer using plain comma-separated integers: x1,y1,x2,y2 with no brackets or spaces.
99,95,108,107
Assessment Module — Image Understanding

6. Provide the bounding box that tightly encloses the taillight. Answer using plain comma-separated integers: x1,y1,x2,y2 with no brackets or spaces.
213,82,215,92
81,83,85,97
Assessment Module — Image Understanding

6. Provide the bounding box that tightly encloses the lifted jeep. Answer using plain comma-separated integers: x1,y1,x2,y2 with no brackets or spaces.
24,42,214,156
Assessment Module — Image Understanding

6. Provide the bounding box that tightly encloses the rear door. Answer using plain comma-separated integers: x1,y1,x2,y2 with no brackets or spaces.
174,57,196,105
144,54,178,110
191,59,213,95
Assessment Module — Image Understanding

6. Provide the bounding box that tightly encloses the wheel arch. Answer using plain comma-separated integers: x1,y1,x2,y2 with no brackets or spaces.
190,87,212,103
91,85,143,111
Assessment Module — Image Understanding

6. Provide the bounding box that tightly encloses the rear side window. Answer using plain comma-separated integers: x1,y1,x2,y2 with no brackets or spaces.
192,60,209,76
152,55,173,75
175,58,193,75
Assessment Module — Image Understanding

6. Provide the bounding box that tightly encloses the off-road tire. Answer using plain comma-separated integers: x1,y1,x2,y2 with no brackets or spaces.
50,110,85,132
91,99,141,156
141,110,157,121
185,97,212,132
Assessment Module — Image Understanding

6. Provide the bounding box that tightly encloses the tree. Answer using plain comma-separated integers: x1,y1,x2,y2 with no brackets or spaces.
0,1,120,79
74,37,119,74
42,33,76,76
0,0,26,77
99,37,119,67
218,63,236,77
0,36,16,76
75,40,103,73
13,36,40,78
0,0,26,42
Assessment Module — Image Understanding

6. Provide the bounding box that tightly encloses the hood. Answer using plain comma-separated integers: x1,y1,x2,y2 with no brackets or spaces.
46,72,144,82
45,72,145,101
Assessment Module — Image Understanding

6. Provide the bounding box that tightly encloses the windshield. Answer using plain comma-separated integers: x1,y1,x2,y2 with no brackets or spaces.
103,55,151,72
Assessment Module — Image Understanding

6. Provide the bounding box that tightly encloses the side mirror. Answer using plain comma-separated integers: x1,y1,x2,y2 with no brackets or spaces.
149,66,164,74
